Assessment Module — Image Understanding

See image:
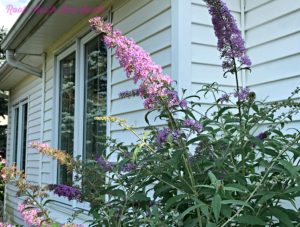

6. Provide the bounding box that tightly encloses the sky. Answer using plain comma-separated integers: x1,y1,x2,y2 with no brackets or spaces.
0,0,30,31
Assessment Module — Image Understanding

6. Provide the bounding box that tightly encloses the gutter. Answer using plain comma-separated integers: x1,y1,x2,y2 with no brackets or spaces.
6,50,42,78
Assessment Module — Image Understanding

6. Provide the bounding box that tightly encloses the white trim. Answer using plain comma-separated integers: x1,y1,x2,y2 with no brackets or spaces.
53,44,77,206
39,53,46,186
171,0,192,96
11,99,29,171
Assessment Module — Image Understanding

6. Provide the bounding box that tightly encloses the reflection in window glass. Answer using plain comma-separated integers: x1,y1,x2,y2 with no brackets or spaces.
13,108,19,164
84,36,107,161
58,52,76,185
20,103,28,171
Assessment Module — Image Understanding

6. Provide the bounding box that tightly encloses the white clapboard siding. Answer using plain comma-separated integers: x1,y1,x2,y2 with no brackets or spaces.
5,75,43,224
245,0,300,106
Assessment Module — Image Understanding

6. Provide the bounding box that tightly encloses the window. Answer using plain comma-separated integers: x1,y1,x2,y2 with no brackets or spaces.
84,36,107,161
12,101,28,171
58,52,76,185
13,107,19,164
20,103,28,171
56,34,108,185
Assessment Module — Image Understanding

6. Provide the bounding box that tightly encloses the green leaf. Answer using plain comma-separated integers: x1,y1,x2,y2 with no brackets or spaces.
187,134,209,145
223,186,247,193
268,207,293,227
51,224,60,227
110,189,126,198
216,107,235,119
177,203,209,222
191,197,209,219
183,217,198,227
212,194,221,222
285,185,300,194
257,192,277,204
225,183,249,193
206,223,217,227
208,171,218,184
165,194,187,210
279,160,300,178
252,104,259,113
133,146,141,161
221,200,253,211
129,192,149,202
235,215,266,225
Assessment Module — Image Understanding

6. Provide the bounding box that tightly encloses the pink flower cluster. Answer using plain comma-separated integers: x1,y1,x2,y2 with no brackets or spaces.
89,17,182,110
0,223,14,227
18,202,44,226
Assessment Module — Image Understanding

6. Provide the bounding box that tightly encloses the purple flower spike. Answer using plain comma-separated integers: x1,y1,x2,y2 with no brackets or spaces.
256,132,268,141
49,184,81,201
220,93,230,103
121,163,137,172
183,119,203,133
234,87,250,101
96,156,114,172
179,99,188,109
156,128,181,146
203,0,251,71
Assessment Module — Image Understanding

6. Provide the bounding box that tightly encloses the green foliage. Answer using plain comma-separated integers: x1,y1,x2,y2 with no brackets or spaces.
72,85,300,226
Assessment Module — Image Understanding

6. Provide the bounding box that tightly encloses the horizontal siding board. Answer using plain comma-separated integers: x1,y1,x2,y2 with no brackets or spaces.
111,97,144,115
246,11,300,48
127,10,171,43
115,0,171,34
245,0,300,30
191,0,241,12
191,4,241,28
113,0,150,24
248,32,300,66
191,63,236,85
191,23,217,46
191,44,221,65
247,54,300,86
111,110,165,131
245,0,272,12
111,128,145,145
251,77,300,102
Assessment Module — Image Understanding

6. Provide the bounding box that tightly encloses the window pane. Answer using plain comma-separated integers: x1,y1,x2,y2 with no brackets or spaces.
84,36,107,161
13,108,19,164
58,52,76,185
20,103,28,171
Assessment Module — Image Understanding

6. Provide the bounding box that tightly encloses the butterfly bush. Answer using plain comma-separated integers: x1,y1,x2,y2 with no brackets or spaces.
89,17,183,110
18,202,44,226
2,0,300,226
48,184,81,201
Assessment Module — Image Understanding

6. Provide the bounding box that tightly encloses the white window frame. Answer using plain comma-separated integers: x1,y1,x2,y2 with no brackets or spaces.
52,30,111,209
53,43,77,206
11,99,28,171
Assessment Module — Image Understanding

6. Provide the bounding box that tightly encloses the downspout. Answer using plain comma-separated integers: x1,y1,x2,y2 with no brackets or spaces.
6,50,42,78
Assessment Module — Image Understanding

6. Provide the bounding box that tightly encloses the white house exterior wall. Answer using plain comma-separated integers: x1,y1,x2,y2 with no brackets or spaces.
4,0,300,224
245,0,300,122
5,76,43,223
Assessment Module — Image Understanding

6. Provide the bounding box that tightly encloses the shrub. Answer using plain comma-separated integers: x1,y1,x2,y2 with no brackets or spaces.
2,0,300,226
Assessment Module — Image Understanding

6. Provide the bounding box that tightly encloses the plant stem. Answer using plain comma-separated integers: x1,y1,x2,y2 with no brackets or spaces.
221,133,300,227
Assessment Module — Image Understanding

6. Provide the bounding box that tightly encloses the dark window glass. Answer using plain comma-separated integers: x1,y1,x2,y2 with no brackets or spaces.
13,107,19,164
20,103,28,171
58,52,76,185
84,36,107,161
